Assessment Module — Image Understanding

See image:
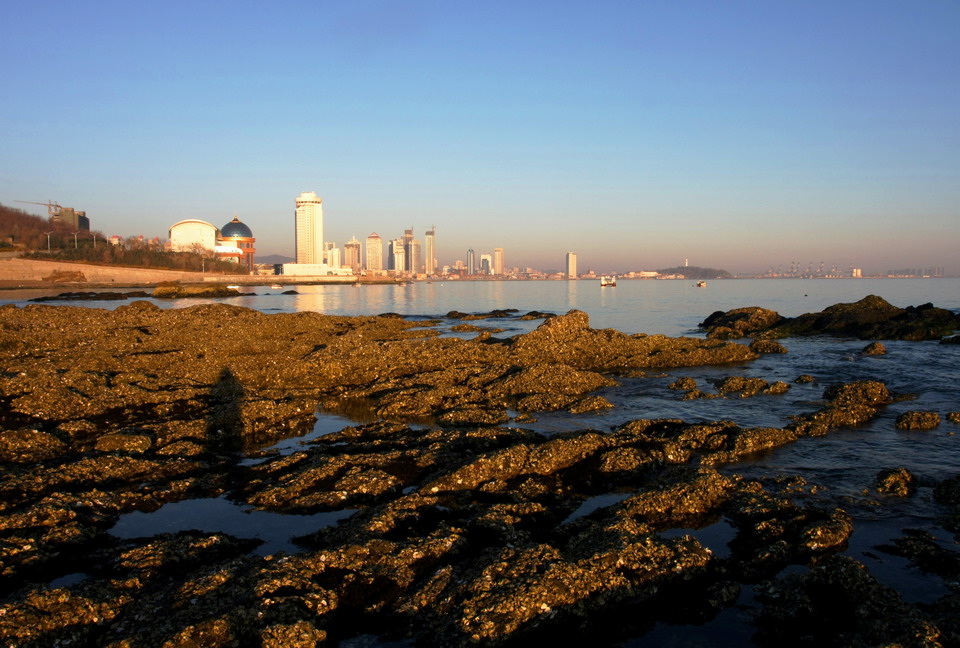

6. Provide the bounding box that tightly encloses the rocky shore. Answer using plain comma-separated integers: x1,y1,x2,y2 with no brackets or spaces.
1,302,958,646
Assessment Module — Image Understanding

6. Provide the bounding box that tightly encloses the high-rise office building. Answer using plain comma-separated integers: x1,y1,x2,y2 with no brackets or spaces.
467,249,476,276
344,237,361,273
424,227,436,275
295,192,323,264
389,238,405,272
408,239,422,274
365,233,383,271
324,242,341,268
480,254,492,275
493,247,504,276
566,252,577,279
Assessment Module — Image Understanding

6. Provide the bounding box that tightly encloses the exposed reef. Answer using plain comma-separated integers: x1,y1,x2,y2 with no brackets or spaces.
0,302,957,646
701,295,960,340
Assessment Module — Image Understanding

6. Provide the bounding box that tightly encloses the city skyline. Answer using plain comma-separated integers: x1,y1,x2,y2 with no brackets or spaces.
2,3,958,275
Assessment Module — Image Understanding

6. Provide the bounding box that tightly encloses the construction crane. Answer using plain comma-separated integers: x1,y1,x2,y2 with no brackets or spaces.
15,200,63,220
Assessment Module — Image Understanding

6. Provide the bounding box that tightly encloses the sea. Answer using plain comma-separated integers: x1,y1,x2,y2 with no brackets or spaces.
5,277,960,646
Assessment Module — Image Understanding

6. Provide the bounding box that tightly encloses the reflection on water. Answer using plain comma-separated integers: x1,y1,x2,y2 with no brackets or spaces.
109,496,356,556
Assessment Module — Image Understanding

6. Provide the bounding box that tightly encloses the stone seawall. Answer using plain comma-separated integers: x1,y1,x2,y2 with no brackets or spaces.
0,258,368,287
0,258,206,285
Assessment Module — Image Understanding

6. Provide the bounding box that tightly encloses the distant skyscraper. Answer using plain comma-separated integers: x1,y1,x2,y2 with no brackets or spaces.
467,249,476,276
480,253,492,275
365,233,383,271
344,237,361,273
566,252,577,279
424,227,436,274
408,239,422,274
389,238,405,272
295,192,323,264
324,242,340,268
493,247,504,276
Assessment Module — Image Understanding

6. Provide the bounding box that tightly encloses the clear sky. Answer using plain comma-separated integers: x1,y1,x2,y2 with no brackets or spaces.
2,1,958,274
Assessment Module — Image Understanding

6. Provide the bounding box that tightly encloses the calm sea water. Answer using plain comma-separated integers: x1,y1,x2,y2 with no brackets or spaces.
5,277,958,337
7,278,960,645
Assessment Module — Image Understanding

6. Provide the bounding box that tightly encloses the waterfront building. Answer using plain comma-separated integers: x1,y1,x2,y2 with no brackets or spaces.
566,252,577,279
294,191,323,264
344,237,361,273
424,227,436,275
408,238,422,274
493,247,504,276
324,242,341,268
365,233,383,271
467,249,476,276
480,253,492,275
218,216,256,271
389,238,405,272
169,219,218,253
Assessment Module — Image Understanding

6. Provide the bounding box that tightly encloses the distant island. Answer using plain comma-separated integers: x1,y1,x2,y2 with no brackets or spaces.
657,265,733,280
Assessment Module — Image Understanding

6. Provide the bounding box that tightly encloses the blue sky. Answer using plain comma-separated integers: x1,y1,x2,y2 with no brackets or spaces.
2,1,958,274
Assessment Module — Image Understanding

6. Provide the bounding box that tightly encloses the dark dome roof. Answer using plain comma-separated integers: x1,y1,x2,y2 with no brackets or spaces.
221,216,253,238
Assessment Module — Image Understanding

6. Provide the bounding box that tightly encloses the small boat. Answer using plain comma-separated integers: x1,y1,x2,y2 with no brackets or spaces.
226,285,240,290
695,280,707,288
270,284,283,289
600,275,616,287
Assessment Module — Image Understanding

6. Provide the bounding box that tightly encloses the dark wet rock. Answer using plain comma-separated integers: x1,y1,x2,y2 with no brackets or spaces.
0,429,67,463
30,290,151,302
875,468,917,496
752,555,940,647
749,339,788,354
764,381,790,395
715,376,769,398
446,308,519,320
896,411,941,431
941,335,960,345
700,307,783,339
791,381,891,436
94,431,154,454
879,528,960,580
794,374,816,384
567,395,614,414
450,322,503,333
934,475,960,512
152,284,242,299
862,341,887,355
703,295,959,341
668,377,697,391
519,310,555,320
513,309,757,370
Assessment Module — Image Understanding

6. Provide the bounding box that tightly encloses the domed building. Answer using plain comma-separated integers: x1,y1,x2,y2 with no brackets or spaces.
217,216,256,271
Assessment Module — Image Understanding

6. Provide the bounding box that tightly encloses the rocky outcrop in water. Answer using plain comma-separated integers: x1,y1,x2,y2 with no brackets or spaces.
701,295,960,341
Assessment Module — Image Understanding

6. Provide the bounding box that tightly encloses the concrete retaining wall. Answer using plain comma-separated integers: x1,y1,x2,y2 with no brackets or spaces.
0,258,207,284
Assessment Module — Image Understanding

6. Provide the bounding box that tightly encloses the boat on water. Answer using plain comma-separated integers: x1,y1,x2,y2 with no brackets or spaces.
600,275,617,287
695,280,707,287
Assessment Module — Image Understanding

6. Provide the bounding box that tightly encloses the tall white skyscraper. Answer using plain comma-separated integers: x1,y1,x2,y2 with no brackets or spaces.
493,247,504,275
365,233,383,271
424,227,436,275
295,192,323,264
566,252,577,279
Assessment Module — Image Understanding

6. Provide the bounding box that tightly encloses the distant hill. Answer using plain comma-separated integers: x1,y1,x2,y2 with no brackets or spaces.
257,254,294,265
657,265,732,279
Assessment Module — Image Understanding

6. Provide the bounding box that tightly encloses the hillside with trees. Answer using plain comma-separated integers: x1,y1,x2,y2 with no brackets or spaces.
657,265,733,279
0,203,242,274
